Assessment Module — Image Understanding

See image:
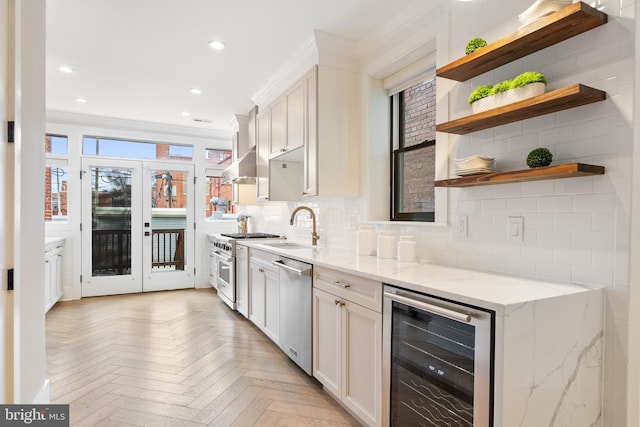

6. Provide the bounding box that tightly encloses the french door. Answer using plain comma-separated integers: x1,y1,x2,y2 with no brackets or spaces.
81,158,195,297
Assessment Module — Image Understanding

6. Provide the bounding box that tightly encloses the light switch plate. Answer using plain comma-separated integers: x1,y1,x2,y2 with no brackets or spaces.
455,215,468,239
508,216,524,242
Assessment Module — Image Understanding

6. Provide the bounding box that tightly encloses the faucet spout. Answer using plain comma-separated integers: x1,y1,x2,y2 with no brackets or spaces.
289,206,320,246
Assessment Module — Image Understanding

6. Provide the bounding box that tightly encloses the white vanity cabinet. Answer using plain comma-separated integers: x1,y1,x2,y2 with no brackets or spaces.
44,238,65,313
313,266,382,427
249,249,280,345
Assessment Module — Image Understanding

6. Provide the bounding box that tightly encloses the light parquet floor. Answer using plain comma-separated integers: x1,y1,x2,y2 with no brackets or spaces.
46,288,362,427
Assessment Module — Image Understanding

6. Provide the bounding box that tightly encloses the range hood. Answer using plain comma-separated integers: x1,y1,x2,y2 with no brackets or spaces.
222,147,256,184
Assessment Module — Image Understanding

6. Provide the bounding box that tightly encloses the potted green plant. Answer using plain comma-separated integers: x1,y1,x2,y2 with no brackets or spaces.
526,147,553,168
465,38,487,55
469,71,547,114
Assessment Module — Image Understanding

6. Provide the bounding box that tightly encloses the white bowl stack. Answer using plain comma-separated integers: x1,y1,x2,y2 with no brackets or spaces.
454,155,496,176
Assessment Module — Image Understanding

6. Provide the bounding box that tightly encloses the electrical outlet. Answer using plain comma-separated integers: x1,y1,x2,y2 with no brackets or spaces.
508,216,524,242
455,215,468,238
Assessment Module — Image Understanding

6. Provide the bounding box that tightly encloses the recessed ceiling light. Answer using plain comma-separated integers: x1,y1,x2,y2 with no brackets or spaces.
59,66,74,73
181,111,190,116
76,97,87,103
190,88,202,94
208,40,226,50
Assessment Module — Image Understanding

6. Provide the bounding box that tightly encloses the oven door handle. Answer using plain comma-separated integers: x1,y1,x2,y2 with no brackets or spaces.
384,291,471,323
272,260,311,276
213,251,234,263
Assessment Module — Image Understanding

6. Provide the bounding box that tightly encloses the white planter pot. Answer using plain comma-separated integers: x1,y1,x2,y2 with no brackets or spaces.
472,82,546,114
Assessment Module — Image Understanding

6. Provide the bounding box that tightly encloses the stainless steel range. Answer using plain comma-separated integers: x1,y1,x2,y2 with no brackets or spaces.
209,232,281,309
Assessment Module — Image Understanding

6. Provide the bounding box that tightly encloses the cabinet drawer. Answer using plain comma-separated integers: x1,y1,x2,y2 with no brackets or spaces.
249,248,280,273
314,266,382,313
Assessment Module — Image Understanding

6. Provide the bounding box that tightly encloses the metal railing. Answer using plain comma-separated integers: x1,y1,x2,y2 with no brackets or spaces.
92,228,185,275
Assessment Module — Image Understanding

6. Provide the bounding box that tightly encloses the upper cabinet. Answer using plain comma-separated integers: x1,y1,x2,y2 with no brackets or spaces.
256,109,271,201
258,64,359,201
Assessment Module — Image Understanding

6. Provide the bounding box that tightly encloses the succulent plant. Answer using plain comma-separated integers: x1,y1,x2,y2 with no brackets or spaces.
488,80,512,96
511,71,547,88
468,85,492,104
526,147,553,168
465,38,487,55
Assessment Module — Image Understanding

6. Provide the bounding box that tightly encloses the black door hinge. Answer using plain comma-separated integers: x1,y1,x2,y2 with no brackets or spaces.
8,121,14,143
8,268,14,290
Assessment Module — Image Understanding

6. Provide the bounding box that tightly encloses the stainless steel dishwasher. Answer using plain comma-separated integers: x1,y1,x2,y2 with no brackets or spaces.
272,256,313,375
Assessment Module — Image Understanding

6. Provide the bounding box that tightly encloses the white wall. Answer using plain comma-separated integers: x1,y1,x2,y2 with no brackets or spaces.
13,0,47,403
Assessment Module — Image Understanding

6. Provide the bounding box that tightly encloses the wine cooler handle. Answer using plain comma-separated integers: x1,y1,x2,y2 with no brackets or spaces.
384,291,471,323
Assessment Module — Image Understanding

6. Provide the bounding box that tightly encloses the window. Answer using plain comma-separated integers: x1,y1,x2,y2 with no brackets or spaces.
45,135,69,222
82,136,193,161
390,77,437,221
204,149,233,219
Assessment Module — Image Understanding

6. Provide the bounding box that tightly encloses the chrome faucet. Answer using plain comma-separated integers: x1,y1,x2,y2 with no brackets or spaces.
290,206,320,246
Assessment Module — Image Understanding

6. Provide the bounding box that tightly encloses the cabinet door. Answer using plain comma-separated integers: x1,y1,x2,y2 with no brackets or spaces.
313,287,341,398
256,109,270,201
263,267,280,345
303,66,318,197
236,246,249,318
269,96,286,157
54,253,63,302
44,256,52,312
342,300,382,427
249,261,265,329
286,80,304,152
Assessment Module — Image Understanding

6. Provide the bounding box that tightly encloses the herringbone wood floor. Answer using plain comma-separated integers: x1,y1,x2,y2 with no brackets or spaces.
46,288,362,427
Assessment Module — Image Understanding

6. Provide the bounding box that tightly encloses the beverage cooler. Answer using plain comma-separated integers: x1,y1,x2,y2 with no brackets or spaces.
383,285,495,427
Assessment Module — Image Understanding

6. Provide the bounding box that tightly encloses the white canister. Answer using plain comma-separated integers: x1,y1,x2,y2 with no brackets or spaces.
357,225,377,256
377,231,397,259
398,235,417,262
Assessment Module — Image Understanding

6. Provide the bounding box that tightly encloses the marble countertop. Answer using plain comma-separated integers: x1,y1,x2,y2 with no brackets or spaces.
241,240,597,312
45,237,65,246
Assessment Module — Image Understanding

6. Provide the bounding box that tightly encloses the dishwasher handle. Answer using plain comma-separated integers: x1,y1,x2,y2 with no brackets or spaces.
272,260,311,276
384,291,471,323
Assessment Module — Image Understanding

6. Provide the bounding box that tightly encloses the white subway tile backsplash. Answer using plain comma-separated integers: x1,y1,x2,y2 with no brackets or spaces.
572,264,614,287
574,193,617,212
493,183,523,199
536,261,573,282
508,133,539,152
538,124,575,145
537,228,572,247
507,197,538,213
554,177,595,195
573,230,615,250
554,247,592,265
555,213,593,230
521,245,553,262
538,195,574,212
593,212,616,232
522,180,555,196
524,213,554,229
481,199,507,213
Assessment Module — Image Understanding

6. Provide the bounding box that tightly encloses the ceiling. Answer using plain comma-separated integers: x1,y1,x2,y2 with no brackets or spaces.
46,0,417,132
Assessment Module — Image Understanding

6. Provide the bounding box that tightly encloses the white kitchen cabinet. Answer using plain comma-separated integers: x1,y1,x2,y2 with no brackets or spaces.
236,245,249,318
285,80,305,153
44,239,65,313
208,236,217,289
268,96,287,157
249,249,280,345
265,64,359,201
313,266,382,427
256,109,270,201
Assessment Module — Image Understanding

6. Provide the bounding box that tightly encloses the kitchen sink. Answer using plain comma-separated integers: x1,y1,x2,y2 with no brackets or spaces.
263,242,311,250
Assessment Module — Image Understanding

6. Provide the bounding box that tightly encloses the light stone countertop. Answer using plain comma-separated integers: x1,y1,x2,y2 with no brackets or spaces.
241,241,597,312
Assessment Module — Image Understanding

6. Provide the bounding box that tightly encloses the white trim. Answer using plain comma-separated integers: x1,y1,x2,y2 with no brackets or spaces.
32,379,49,404
47,110,230,140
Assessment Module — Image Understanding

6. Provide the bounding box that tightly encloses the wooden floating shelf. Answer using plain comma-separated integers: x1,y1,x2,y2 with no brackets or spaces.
436,2,608,82
436,84,606,135
435,163,604,188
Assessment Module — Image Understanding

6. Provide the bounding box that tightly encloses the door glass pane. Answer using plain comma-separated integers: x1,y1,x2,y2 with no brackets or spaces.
150,169,188,272
91,167,132,277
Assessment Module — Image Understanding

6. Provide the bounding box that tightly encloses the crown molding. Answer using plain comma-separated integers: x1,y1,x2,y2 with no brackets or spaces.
46,110,231,140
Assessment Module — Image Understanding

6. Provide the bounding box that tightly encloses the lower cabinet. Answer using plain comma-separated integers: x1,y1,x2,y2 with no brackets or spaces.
249,249,280,345
313,267,382,427
236,245,249,317
44,239,65,313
